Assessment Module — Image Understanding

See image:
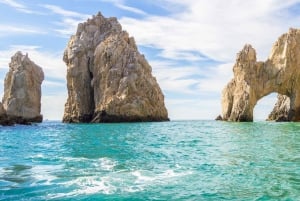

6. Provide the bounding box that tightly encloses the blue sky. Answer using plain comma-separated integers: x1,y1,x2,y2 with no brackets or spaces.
0,0,300,120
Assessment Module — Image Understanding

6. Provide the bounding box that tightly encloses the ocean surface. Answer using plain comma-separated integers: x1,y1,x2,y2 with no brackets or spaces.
0,121,299,201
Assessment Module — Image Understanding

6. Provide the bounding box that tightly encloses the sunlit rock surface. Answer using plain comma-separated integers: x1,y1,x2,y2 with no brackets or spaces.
63,12,169,123
1,51,44,125
221,28,300,122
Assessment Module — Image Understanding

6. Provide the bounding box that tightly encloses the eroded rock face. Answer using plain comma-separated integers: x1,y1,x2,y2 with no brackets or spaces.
1,51,44,125
221,28,300,122
267,94,290,121
0,102,7,124
63,12,169,123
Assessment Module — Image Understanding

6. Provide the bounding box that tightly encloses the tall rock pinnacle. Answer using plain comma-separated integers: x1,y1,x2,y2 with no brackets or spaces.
0,51,44,125
63,12,169,123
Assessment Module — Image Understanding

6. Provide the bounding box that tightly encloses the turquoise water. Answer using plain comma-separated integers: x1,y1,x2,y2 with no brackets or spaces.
0,121,299,200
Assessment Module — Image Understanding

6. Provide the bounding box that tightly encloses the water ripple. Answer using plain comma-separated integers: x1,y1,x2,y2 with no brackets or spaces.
0,121,300,200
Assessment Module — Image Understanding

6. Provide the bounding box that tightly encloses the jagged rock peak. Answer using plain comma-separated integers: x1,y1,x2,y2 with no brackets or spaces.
236,44,256,63
63,12,169,123
220,28,300,122
1,51,44,125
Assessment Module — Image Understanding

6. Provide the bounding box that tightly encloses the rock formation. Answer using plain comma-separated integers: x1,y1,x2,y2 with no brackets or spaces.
267,94,290,121
220,28,300,122
63,12,169,123
0,51,44,125
0,102,8,124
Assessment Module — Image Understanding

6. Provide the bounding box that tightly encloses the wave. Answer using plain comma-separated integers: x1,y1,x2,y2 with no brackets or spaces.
45,166,192,199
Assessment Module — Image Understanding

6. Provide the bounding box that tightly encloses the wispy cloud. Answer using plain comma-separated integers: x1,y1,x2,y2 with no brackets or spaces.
42,4,90,18
116,4,147,15
166,98,221,120
41,4,90,37
150,60,233,95
0,45,66,80
0,0,37,14
0,25,46,36
101,0,147,15
121,0,300,63
42,95,66,120
197,63,233,93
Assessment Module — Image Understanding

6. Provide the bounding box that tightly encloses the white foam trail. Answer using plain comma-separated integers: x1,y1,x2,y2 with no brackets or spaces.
47,176,116,199
30,165,63,186
132,169,193,184
59,157,117,171
45,158,192,199
71,176,116,195
34,153,45,158
160,169,192,178
132,171,155,183
98,158,117,171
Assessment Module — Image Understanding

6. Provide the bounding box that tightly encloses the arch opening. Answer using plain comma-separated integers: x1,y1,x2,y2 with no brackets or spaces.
253,93,278,121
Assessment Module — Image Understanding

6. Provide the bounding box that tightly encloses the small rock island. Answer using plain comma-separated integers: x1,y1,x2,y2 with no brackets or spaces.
220,28,300,122
0,52,44,125
63,12,169,123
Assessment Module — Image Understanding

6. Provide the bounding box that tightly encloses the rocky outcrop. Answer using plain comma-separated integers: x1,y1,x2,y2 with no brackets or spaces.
215,115,223,121
221,28,300,122
63,12,169,123
0,51,44,125
267,94,290,121
0,102,8,124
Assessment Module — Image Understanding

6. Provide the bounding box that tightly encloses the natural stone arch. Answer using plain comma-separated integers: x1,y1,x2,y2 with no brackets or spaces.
221,28,300,122
252,92,277,120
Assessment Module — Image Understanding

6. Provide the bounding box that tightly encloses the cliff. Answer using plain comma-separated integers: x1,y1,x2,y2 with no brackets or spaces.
63,12,169,123
220,28,300,121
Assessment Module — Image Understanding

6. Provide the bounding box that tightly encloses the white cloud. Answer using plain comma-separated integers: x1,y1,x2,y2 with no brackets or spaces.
120,0,300,62
42,95,66,120
101,0,147,15
254,93,278,121
0,25,46,36
197,63,234,93
150,59,234,95
53,18,83,37
150,60,202,94
0,0,25,9
42,4,90,18
43,80,65,87
0,0,41,14
160,49,208,61
41,4,90,37
166,98,221,120
116,4,147,15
